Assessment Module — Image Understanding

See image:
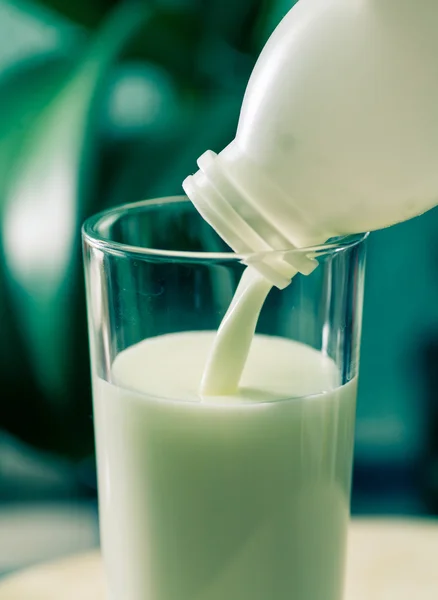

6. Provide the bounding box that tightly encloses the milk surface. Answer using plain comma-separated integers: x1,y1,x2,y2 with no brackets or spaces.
94,331,357,600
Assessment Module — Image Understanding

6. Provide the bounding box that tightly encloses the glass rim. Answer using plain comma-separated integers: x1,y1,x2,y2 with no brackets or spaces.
82,195,369,261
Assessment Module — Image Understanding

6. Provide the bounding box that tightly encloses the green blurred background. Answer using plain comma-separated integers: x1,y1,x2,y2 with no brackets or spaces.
1,0,438,577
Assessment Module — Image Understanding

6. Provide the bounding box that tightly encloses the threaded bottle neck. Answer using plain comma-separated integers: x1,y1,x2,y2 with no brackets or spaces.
183,146,320,288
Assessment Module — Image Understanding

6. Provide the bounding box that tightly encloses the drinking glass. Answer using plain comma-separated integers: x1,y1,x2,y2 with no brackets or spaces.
82,196,367,600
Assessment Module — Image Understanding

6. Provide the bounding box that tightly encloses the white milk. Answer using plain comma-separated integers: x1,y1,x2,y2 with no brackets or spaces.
94,331,357,600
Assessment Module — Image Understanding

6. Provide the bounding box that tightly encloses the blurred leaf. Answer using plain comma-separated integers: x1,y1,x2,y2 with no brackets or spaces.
16,0,119,29
0,55,76,209
29,0,206,86
0,54,78,451
1,2,149,414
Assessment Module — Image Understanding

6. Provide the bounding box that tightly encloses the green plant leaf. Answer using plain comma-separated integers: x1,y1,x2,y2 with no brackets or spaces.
1,2,149,408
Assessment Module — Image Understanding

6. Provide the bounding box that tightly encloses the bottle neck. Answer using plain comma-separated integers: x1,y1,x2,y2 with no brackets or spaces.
183,143,323,288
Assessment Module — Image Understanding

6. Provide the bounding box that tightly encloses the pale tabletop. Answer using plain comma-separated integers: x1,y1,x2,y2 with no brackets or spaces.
1,519,437,599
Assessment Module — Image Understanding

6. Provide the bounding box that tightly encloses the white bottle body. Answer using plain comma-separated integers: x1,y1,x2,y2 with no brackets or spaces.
184,0,438,285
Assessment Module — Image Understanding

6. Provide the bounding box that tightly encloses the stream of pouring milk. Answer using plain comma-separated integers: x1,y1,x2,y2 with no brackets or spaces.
200,267,274,395
201,261,302,395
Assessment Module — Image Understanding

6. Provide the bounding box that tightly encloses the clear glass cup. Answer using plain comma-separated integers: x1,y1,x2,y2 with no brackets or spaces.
82,196,367,600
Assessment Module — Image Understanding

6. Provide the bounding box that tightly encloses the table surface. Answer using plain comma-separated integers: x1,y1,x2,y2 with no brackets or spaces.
1,518,437,599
